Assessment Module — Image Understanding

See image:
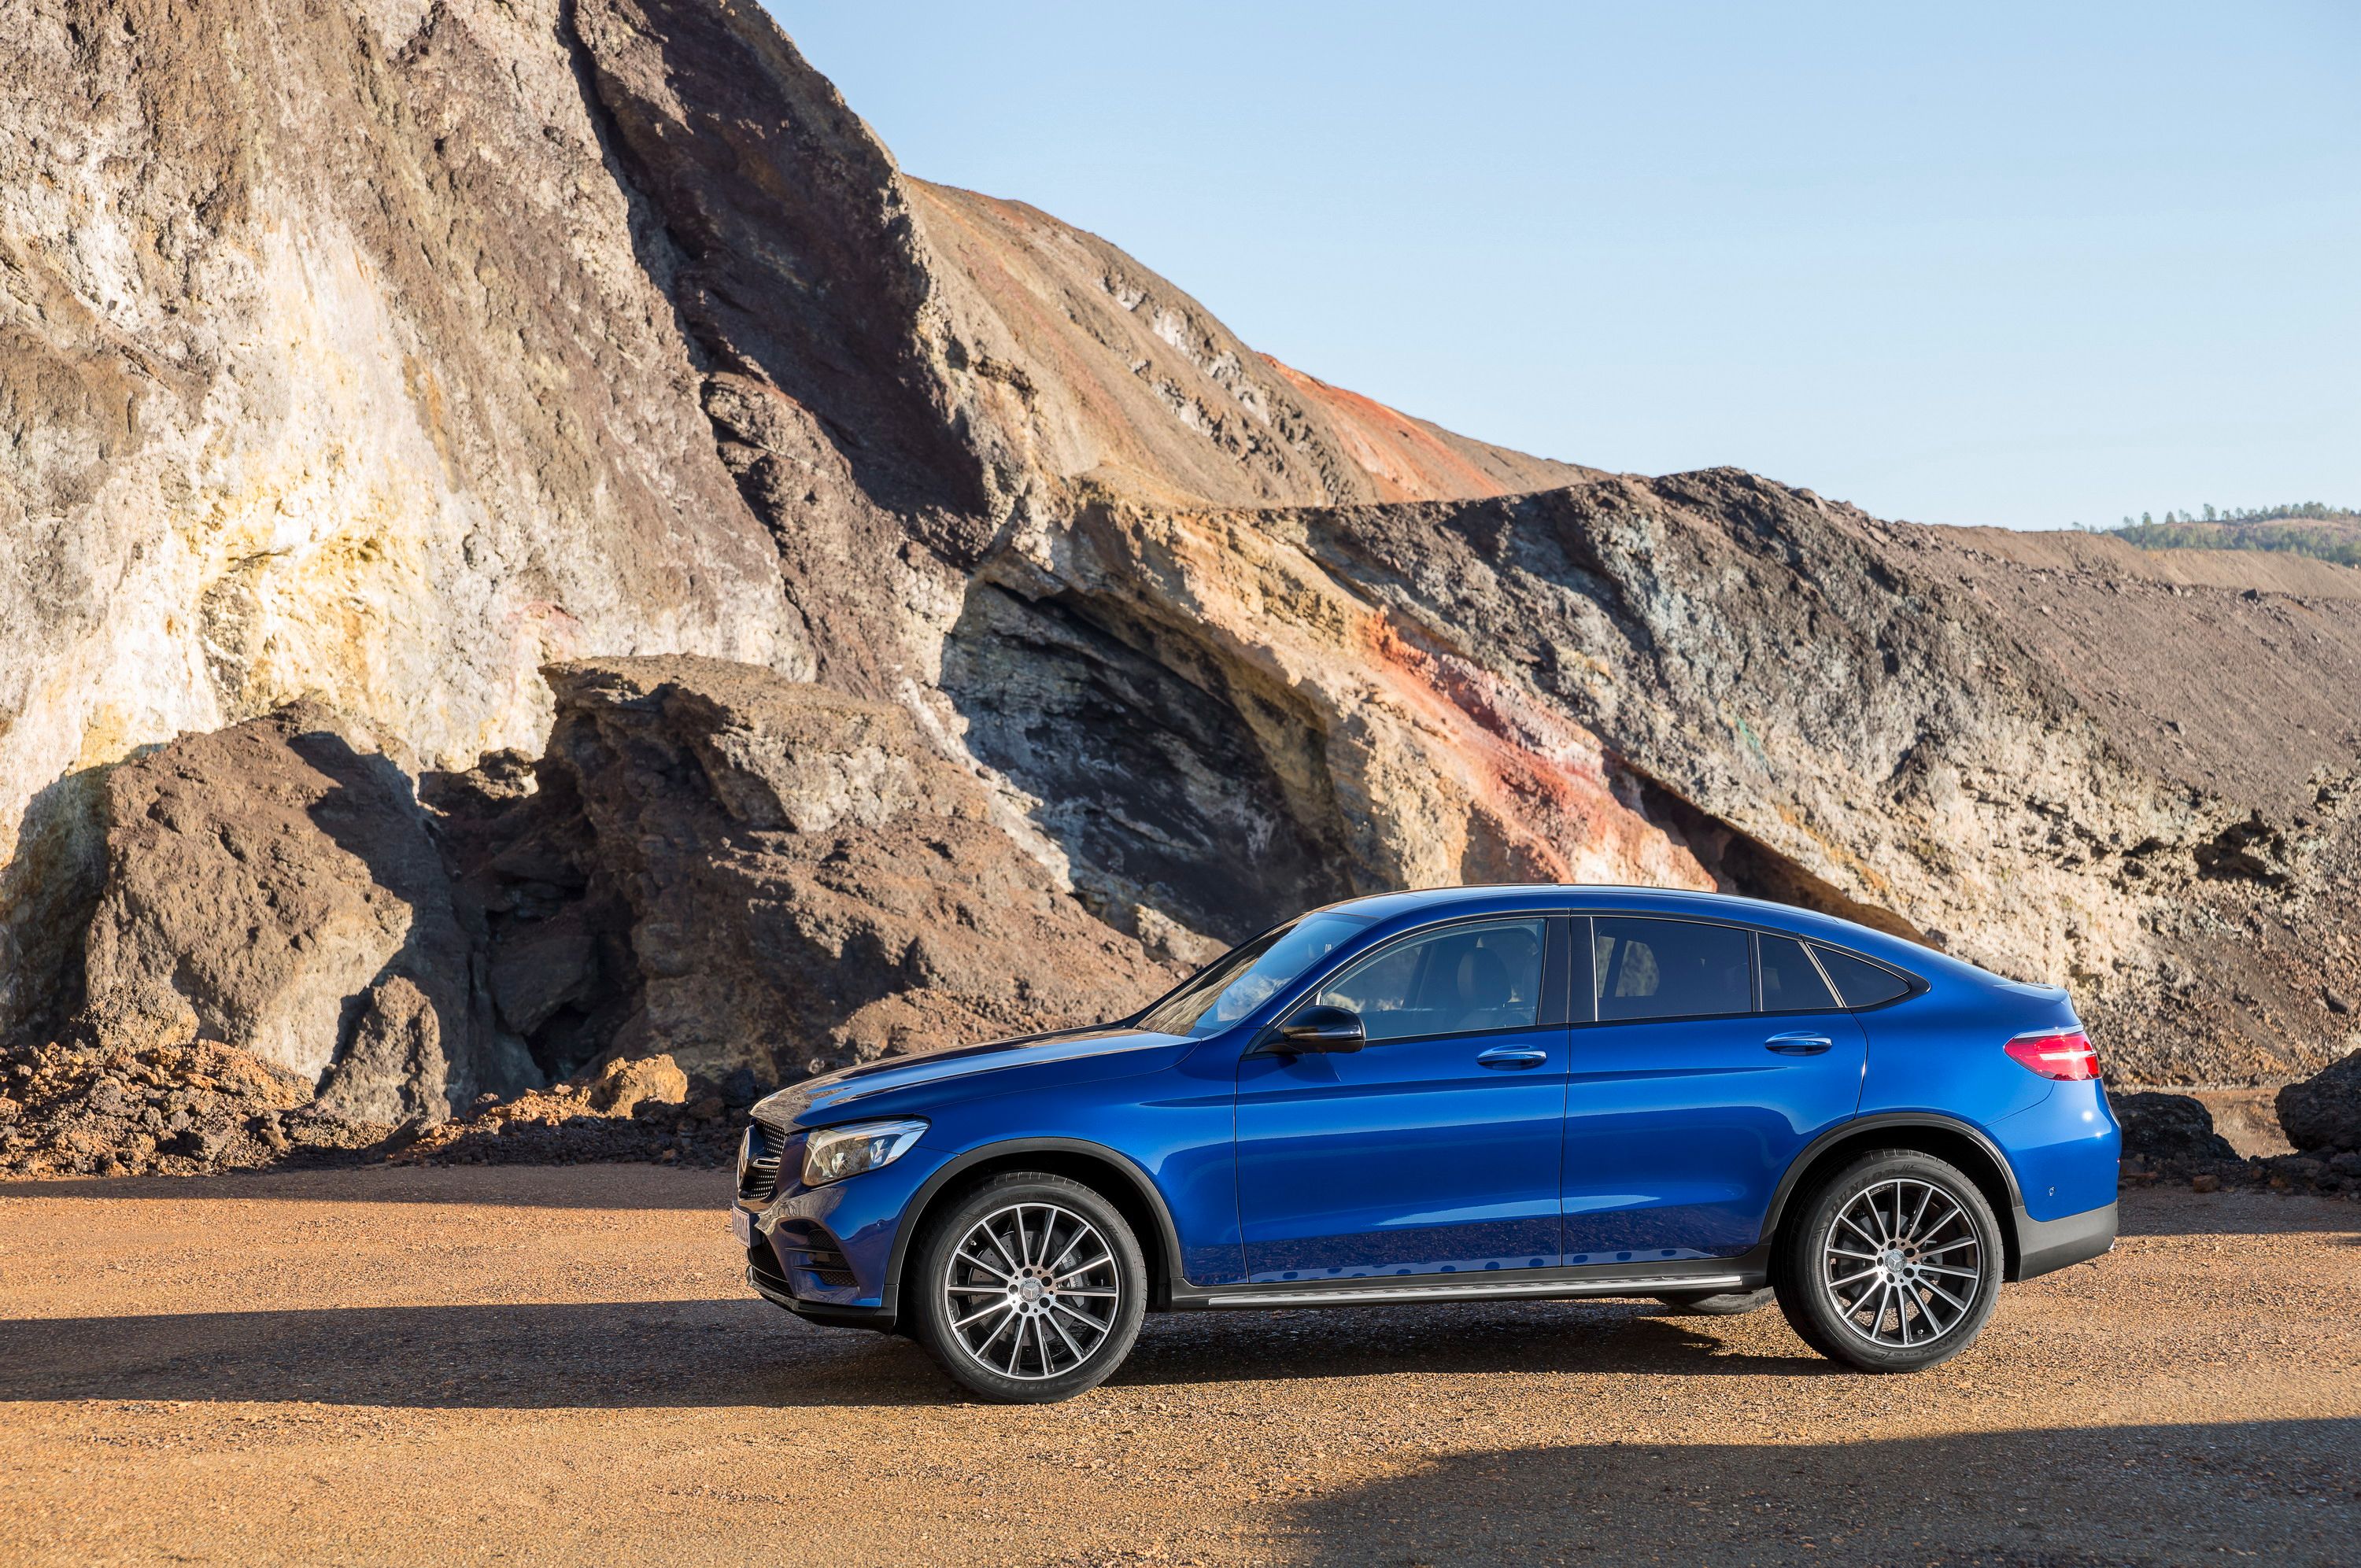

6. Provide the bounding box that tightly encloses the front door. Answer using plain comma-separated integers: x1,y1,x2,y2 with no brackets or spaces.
1562,917,1867,1261
1234,916,1568,1282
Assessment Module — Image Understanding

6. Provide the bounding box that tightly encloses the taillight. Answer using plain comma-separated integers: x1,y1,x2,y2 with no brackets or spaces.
2004,1029,2101,1081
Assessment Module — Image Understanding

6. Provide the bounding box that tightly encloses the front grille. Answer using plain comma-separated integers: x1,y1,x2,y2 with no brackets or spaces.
737,1120,786,1203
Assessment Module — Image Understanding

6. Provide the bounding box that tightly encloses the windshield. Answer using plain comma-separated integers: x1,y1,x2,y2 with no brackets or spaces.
1135,912,1373,1039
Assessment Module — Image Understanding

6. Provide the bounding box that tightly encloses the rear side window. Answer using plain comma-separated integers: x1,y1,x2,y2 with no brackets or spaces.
1759,935,1840,1012
1593,917,1752,1022
1810,945,1916,1009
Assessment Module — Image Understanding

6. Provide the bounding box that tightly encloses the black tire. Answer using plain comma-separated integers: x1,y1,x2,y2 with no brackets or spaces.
907,1171,1147,1404
1773,1148,2003,1373
1653,1286,1775,1316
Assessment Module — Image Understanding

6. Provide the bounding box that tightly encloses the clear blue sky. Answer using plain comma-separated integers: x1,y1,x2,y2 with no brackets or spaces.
775,2,2359,529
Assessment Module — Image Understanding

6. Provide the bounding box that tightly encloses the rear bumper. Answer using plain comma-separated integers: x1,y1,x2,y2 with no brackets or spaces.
2009,1198,2116,1282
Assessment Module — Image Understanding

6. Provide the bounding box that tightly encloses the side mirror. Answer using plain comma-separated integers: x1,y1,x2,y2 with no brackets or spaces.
1273,1004,1365,1053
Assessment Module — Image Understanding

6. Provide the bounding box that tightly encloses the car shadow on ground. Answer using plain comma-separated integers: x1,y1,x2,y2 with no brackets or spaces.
1110,1301,1828,1388
0,1297,1817,1411
1272,1416,2361,1567
0,1297,938,1410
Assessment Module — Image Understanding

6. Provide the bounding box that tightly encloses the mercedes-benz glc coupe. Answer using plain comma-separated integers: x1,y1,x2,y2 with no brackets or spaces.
731,887,2119,1402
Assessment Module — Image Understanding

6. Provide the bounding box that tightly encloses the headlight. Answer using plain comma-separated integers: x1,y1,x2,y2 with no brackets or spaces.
800,1118,929,1188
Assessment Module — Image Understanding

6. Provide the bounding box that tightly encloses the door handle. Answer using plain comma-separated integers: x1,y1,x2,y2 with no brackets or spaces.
1764,1033,1834,1056
1476,1046,1550,1069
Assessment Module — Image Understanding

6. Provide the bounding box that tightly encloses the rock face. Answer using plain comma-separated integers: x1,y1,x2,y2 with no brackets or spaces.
0,0,819,1045
2278,1053,2361,1155
76,703,533,1115
443,658,1180,1083
7,0,2361,1112
939,474,2361,1083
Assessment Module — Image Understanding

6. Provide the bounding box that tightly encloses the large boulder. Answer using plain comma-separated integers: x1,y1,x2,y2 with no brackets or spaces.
585,1054,690,1117
2277,1051,2361,1154
2112,1090,2240,1165
77,703,535,1117
449,657,1180,1084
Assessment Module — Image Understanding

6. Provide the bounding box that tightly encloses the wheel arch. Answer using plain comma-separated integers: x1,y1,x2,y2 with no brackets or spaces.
1763,1113,2027,1278
886,1138,1184,1330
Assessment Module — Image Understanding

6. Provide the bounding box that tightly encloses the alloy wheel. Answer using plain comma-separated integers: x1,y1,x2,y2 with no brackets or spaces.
1822,1177,1984,1348
941,1201,1123,1382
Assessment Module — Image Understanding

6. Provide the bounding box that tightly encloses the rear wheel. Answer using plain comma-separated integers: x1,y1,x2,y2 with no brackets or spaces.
1774,1149,2002,1373
907,1172,1146,1404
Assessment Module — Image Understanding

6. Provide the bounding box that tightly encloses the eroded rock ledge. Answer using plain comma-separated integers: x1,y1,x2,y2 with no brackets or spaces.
439,655,1177,1087
3,659,1177,1171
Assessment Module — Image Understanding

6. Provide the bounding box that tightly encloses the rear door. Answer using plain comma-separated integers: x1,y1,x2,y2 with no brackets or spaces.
1561,917,1867,1261
1234,915,1571,1282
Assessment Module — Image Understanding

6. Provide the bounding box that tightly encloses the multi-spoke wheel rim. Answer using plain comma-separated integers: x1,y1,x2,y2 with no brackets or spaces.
1823,1178,1984,1349
942,1202,1121,1382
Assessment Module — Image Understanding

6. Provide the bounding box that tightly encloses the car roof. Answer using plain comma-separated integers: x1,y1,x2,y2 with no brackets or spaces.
1314,883,1988,980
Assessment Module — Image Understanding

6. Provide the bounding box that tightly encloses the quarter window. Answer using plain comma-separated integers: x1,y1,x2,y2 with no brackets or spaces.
1759,935,1840,1013
1810,945,1916,1009
1311,918,1547,1042
1593,917,1752,1022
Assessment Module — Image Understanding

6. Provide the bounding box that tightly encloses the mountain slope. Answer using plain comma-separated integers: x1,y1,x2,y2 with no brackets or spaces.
2,0,2356,1116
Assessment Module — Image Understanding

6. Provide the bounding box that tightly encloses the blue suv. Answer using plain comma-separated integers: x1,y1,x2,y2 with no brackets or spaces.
731,887,2119,1401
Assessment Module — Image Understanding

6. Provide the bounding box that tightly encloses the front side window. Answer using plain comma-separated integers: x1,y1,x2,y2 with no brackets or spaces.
1594,917,1752,1022
1136,912,1373,1039
1310,917,1547,1043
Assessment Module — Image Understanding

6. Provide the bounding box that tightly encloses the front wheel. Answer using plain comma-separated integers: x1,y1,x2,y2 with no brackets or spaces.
1774,1149,2003,1373
907,1172,1147,1404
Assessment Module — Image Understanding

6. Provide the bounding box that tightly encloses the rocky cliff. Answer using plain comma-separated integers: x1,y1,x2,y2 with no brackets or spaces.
3,0,2355,1146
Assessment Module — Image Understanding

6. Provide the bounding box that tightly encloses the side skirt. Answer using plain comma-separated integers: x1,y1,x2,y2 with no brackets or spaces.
1166,1250,1771,1312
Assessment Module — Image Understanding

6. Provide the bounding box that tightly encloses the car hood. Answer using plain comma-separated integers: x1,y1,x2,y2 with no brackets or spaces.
749,1024,1187,1128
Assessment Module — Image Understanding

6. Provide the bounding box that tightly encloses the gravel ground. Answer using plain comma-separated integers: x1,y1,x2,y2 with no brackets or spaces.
0,1168,2353,1567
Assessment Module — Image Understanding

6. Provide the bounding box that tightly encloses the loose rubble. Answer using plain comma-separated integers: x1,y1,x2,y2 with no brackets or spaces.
0,1039,389,1177
2114,1086,2359,1197
394,1057,758,1169
0,1040,769,1178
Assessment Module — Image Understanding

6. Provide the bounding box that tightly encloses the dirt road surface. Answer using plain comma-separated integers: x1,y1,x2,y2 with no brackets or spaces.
2,1168,2354,1566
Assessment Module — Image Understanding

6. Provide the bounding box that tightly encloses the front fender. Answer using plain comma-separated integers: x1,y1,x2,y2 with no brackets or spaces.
877,1137,1194,1326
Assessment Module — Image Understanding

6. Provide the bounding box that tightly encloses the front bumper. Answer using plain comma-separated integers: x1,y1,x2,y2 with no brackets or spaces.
730,1120,940,1314
2009,1197,2117,1281
733,1134,931,1330
745,1250,896,1330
